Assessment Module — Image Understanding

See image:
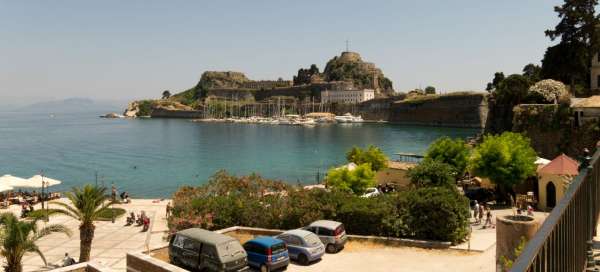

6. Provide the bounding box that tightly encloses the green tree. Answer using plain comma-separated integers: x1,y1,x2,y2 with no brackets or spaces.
486,72,506,91
495,74,532,105
49,185,113,262
522,64,542,82
0,213,71,272
425,137,470,178
162,90,171,99
543,0,599,88
424,86,436,94
407,159,456,188
541,42,589,90
403,187,470,244
345,145,388,171
327,163,376,194
469,132,537,201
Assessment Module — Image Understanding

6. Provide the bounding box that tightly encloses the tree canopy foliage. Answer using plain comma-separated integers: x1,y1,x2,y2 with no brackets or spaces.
494,74,533,105
327,163,376,195
469,132,537,195
424,137,470,178
424,86,436,94
542,0,599,89
345,145,388,172
407,159,456,188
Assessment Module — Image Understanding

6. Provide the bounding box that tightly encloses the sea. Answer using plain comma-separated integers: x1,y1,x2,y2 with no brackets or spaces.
0,109,479,198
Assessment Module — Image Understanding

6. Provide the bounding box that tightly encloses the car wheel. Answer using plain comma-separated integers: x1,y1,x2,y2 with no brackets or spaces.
298,254,309,266
260,264,269,272
326,244,337,253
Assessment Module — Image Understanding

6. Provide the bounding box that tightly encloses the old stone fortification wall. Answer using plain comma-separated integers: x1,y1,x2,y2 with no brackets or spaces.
205,82,350,102
151,109,204,119
512,104,599,159
388,93,488,128
332,98,395,120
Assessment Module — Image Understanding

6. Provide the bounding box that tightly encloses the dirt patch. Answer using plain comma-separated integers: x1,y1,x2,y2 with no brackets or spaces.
223,230,259,244
149,247,170,263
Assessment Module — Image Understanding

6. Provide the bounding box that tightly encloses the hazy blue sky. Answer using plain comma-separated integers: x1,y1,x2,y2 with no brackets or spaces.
1,0,564,105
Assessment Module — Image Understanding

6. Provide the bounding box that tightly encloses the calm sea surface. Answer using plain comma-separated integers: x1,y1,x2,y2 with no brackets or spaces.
0,110,479,198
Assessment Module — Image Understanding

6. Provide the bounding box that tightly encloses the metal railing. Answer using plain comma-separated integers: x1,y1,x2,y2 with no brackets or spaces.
511,149,600,272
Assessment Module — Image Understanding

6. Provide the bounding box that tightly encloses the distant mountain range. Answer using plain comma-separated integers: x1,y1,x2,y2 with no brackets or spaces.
15,98,125,113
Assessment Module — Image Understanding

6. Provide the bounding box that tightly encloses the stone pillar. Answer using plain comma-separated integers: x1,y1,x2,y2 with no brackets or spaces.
496,215,540,270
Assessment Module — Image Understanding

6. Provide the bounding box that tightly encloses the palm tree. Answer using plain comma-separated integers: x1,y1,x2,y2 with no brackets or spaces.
0,213,71,272
49,185,112,262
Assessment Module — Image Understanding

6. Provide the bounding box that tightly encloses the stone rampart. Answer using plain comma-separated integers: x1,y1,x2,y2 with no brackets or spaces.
151,109,204,119
389,93,488,128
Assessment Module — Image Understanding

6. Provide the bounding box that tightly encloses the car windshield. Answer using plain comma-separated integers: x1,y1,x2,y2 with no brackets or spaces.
271,242,286,254
218,241,244,258
336,224,346,234
303,234,321,247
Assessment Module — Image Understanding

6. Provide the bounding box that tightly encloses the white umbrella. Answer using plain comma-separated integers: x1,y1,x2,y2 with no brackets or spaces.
0,175,27,188
25,175,62,188
0,183,13,193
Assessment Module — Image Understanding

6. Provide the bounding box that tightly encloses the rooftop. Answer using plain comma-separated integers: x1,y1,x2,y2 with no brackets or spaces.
177,228,235,245
572,96,600,108
538,153,580,176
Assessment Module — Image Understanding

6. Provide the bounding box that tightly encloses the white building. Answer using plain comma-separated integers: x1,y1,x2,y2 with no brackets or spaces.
321,89,375,104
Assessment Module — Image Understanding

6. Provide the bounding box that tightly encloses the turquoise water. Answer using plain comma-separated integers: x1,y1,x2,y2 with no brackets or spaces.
0,110,479,198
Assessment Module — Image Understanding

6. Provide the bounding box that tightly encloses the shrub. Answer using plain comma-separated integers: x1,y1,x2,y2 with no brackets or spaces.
402,187,470,243
528,79,570,104
170,171,469,243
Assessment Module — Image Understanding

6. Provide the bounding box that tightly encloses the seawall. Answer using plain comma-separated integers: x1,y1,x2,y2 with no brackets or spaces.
388,93,488,128
151,108,204,119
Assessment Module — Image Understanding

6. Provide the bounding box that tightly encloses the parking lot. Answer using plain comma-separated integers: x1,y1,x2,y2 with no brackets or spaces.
151,239,495,272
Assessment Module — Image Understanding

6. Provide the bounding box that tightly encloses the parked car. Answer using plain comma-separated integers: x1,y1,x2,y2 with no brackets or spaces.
303,220,347,253
275,229,325,265
360,187,381,198
243,236,289,272
169,228,248,272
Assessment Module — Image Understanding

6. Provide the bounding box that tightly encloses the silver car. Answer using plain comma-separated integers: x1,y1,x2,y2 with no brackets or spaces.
276,229,325,265
304,220,347,253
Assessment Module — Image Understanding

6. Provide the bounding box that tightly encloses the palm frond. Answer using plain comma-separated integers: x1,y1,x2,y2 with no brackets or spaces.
49,201,80,219
35,224,72,240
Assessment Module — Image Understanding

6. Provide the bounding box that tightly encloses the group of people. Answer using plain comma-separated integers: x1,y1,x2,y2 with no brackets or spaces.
472,200,494,228
126,211,150,231
19,201,35,218
111,185,131,204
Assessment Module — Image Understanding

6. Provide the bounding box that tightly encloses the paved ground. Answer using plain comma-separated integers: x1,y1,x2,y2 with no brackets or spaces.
4,198,170,272
7,200,546,272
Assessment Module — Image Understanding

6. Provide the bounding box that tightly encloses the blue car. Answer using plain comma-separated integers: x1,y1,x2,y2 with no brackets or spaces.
276,229,325,266
243,236,289,272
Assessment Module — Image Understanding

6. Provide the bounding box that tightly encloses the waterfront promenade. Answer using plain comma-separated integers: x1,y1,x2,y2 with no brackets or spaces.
4,198,546,272
9,198,170,271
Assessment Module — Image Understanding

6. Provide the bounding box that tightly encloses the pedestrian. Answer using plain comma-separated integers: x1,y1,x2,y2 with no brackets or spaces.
473,200,480,224
166,202,172,218
63,253,76,267
484,207,494,228
478,204,484,225
111,185,117,201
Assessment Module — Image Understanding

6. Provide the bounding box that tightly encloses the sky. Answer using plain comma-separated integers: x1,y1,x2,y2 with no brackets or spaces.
0,0,564,106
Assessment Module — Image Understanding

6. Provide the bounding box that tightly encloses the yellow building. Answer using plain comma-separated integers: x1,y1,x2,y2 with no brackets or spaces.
537,154,580,211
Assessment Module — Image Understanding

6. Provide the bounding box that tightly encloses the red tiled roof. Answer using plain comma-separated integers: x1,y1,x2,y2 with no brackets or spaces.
538,154,580,176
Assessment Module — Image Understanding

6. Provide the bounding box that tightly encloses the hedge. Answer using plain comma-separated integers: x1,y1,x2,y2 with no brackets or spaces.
170,171,470,244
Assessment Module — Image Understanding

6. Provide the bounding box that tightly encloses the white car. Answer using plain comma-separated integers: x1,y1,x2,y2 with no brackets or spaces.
361,187,381,198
